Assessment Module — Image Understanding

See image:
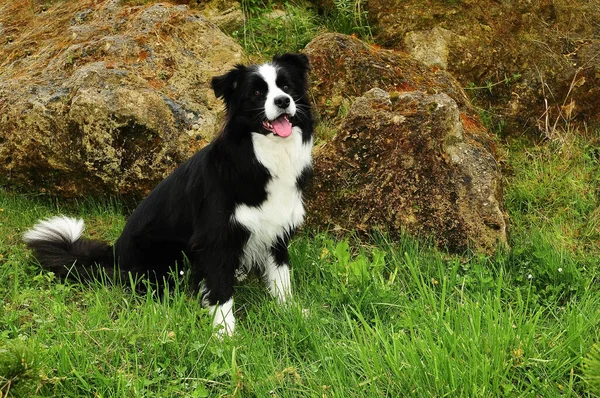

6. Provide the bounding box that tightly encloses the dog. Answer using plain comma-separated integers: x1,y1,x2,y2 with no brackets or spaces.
23,53,314,336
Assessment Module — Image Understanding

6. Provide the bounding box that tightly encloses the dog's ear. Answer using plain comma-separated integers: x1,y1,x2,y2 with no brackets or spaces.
211,65,245,103
272,53,310,76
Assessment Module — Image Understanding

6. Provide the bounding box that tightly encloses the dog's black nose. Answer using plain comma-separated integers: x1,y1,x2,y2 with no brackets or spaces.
274,95,290,109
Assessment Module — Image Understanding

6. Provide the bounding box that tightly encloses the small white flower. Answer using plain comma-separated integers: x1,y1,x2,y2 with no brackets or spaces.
558,268,563,273
527,274,533,280
179,270,184,276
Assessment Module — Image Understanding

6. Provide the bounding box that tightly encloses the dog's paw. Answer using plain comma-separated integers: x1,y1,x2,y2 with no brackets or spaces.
209,300,235,337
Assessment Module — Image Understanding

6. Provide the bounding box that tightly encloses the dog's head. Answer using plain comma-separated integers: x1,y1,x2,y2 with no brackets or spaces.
211,53,311,138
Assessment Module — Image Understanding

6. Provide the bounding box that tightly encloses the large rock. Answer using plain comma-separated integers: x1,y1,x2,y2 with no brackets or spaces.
308,88,507,253
0,0,243,198
367,0,600,133
303,33,506,253
304,33,473,121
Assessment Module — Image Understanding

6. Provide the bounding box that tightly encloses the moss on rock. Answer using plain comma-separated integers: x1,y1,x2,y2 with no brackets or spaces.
367,0,600,134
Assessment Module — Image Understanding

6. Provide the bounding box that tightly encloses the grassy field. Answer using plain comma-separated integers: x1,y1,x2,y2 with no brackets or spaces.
1,1,600,396
1,133,599,397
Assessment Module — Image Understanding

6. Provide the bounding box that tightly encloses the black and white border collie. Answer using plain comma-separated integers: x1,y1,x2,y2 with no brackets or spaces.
23,53,314,336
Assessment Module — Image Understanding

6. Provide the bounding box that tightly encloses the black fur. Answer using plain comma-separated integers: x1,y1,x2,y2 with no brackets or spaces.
27,238,117,281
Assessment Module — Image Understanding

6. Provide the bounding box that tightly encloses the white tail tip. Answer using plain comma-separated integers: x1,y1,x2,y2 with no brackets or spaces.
23,216,85,244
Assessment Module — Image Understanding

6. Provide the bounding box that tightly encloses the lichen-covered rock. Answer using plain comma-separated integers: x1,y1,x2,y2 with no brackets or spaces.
404,27,453,70
303,32,506,253
308,88,507,253
304,33,473,120
367,0,600,132
0,1,243,198
198,0,244,34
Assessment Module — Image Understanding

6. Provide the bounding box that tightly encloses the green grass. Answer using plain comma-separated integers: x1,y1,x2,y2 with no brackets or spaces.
234,0,371,58
505,133,600,303
325,0,372,39
234,1,321,58
1,133,600,397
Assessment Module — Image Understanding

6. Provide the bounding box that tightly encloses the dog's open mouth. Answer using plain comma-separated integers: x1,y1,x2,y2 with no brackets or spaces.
262,114,292,138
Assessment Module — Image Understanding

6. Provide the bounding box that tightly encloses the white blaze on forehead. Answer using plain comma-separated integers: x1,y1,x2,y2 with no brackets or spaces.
257,64,296,121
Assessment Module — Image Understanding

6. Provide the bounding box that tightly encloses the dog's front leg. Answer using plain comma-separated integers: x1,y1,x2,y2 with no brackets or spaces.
266,237,293,304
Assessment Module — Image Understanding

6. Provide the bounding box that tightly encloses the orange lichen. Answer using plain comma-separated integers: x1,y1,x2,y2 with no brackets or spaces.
459,112,484,133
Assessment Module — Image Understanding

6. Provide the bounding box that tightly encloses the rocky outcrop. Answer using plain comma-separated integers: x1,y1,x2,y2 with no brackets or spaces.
304,34,506,253
198,0,244,34
0,0,243,198
309,88,507,253
367,0,600,134
304,33,473,121
0,3,509,252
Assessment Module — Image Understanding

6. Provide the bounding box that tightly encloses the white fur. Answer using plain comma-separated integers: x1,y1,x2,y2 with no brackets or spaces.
265,256,291,303
257,64,296,121
23,216,84,244
233,126,312,275
200,284,211,307
209,298,235,336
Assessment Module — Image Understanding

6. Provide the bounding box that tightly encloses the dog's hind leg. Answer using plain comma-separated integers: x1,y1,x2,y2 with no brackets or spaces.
195,250,238,336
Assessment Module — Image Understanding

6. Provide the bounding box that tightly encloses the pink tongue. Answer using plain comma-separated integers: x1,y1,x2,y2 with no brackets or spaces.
271,116,292,137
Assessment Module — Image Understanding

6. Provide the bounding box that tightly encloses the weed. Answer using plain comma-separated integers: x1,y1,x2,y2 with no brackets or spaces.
505,132,600,303
465,73,521,136
234,0,372,58
583,344,600,395
478,107,507,136
326,0,372,39
235,1,322,58
0,340,41,396
537,67,586,146
464,73,522,95
241,0,271,16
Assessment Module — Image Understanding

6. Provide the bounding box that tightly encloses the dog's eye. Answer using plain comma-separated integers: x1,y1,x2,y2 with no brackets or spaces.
254,90,262,97
282,85,289,92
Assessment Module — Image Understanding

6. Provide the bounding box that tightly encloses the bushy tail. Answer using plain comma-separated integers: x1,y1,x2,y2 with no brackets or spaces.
23,216,124,283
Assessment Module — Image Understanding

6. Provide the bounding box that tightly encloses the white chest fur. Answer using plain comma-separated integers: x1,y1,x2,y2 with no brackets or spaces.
232,126,313,271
